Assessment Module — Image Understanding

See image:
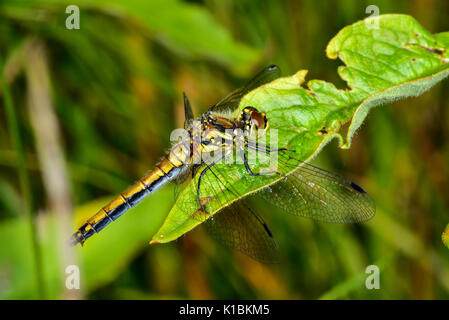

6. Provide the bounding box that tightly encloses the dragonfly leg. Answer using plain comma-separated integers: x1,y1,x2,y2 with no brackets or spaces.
243,142,293,179
239,148,280,176
197,155,224,213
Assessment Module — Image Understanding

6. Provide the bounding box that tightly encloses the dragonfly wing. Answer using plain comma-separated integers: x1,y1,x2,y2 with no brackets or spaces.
210,65,281,113
173,163,202,202
261,155,376,223
183,92,194,129
204,198,280,263
173,167,192,201
177,156,280,263
174,90,199,197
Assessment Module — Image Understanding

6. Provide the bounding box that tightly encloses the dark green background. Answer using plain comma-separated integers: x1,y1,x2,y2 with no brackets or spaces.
1,0,449,299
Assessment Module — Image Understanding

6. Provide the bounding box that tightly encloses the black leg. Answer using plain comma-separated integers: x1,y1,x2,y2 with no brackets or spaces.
197,155,224,213
244,141,295,180
239,147,278,176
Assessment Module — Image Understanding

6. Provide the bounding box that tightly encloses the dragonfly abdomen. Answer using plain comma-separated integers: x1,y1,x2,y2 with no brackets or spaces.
70,145,189,246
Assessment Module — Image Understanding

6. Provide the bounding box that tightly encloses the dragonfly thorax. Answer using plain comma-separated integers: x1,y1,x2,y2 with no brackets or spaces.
197,107,269,151
201,107,268,134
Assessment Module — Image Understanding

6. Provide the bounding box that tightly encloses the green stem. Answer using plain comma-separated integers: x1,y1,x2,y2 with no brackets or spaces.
1,56,45,299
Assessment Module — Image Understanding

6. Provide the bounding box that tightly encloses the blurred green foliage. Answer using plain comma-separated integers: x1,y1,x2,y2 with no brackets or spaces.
0,0,449,299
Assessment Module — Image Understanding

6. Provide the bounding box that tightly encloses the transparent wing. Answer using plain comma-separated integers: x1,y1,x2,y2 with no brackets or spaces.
174,91,196,198
174,137,374,263
259,151,376,223
202,164,279,263
176,156,280,263
173,163,200,201
204,197,280,263
183,92,194,129
173,166,192,201
210,65,281,113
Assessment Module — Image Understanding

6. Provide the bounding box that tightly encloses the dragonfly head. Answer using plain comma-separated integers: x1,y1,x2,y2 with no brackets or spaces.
239,107,269,134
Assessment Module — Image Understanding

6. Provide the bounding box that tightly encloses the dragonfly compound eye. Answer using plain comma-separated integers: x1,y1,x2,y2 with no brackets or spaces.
239,107,268,130
250,111,268,129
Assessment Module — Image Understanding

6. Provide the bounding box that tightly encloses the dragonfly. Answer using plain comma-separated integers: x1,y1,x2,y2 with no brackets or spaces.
71,65,375,263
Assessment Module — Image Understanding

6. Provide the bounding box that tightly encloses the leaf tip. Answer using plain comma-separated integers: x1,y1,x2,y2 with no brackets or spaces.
326,44,339,60
293,70,308,84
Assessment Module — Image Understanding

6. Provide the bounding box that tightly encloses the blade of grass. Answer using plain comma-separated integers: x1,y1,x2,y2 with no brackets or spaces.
1,51,45,299
24,38,81,299
318,253,396,300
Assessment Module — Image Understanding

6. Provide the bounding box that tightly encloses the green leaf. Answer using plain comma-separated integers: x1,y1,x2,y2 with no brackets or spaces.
75,187,173,293
151,14,449,244
0,188,173,298
103,0,261,75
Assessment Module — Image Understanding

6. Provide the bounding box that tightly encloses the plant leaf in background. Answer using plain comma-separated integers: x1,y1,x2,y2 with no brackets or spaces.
0,188,174,299
100,0,261,75
152,14,449,244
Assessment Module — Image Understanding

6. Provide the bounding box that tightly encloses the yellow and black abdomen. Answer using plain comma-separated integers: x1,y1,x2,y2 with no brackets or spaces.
70,142,190,246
